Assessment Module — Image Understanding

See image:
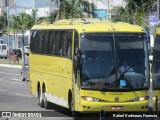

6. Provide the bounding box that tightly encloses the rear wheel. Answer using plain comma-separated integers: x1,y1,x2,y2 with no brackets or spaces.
38,86,44,108
43,87,51,109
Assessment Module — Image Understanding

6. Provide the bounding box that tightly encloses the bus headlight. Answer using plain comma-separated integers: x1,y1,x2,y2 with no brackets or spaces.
153,97,160,100
132,96,149,101
81,96,106,102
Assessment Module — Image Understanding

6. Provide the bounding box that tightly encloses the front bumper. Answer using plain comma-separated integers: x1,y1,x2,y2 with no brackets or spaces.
79,100,149,112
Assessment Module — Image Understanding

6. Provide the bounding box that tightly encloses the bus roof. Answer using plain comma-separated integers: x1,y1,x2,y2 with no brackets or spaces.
31,18,144,33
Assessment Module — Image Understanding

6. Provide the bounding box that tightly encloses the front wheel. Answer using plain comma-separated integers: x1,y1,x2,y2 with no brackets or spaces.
100,111,106,120
21,72,25,81
69,96,82,120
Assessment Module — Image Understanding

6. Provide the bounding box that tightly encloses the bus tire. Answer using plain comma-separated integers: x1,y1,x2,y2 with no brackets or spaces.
100,111,106,120
69,95,81,120
43,87,51,109
21,72,25,81
38,86,44,108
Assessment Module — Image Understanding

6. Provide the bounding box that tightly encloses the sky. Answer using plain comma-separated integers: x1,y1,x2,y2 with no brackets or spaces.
14,0,32,8
14,0,50,8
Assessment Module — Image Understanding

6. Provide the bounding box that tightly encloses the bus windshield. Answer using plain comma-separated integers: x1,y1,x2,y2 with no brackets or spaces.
80,33,149,91
152,34,160,89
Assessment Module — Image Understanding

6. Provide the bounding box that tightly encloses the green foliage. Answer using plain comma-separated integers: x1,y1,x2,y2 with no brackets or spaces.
9,12,36,63
0,12,7,33
113,0,157,27
56,0,96,20
112,6,130,23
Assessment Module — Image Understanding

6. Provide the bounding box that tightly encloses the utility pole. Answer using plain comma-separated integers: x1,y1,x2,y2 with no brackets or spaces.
157,0,159,22
107,0,109,19
6,6,10,63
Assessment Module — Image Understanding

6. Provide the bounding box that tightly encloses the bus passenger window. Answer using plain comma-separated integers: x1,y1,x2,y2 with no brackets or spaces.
65,30,72,58
30,31,37,53
54,31,60,56
67,41,72,58
74,31,79,54
35,31,40,53
50,31,55,55
41,31,47,54
47,31,52,54
38,31,43,53
59,31,66,56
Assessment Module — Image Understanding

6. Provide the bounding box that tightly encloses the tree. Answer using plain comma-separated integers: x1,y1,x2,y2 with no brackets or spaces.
112,6,130,23
30,9,38,25
11,13,34,63
54,0,96,20
0,12,7,34
10,10,37,49
48,11,59,23
124,0,157,27
10,15,19,48
113,0,157,27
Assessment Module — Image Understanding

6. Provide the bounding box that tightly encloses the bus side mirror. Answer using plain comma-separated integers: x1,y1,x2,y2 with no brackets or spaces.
73,49,80,70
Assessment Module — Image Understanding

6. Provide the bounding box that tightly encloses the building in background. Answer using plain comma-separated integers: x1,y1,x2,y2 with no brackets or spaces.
1,0,125,19
1,0,126,49
91,0,125,19
0,0,14,16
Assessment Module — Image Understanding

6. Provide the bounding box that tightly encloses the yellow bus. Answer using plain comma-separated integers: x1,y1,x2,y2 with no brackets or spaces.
29,18,150,119
152,27,160,111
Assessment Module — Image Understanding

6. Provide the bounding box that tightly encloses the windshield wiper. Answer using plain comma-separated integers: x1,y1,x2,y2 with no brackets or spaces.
99,67,116,90
100,69,135,91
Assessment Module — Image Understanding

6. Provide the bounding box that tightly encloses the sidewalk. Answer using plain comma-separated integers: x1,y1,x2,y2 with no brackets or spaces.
0,58,22,68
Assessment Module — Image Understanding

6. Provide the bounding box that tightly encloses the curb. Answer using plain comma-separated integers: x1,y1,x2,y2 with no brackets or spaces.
0,64,22,69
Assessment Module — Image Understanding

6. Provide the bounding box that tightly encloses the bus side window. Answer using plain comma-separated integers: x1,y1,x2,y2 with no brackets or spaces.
65,30,72,58
30,30,36,53
41,31,47,54
38,30,43,53
59,30,66,56
47,31,54,54
54,31,60,56
35,31,41,53
74,30,79,54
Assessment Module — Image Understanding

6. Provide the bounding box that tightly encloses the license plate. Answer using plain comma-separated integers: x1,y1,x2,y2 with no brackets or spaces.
111,106,122,110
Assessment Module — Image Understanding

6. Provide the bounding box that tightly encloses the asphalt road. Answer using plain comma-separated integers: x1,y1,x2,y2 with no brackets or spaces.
0,65,73,120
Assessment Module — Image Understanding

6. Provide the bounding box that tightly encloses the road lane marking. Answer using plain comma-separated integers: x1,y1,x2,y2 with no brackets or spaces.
0,64,21,69
5,69,19,72
0,80,9,83
11,82,25,85
16,93,33,98
0,78,20,81
0,72,19,76
11,78,21,81
0,89,6,92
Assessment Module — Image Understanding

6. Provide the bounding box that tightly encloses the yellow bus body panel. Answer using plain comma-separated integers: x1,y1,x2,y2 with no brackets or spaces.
30,54,72,107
